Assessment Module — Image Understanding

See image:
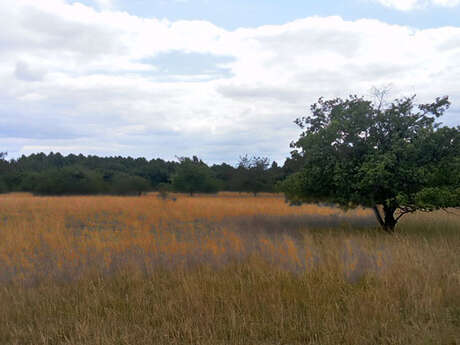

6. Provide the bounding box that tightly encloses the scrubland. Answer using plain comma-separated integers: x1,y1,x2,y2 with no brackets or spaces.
0,192,459,345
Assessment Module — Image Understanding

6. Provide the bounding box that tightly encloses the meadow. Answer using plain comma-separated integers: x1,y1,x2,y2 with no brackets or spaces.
0,192,459,345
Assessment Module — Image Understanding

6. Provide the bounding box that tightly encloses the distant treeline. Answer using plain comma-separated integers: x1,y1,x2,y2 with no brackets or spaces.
0,152,301,196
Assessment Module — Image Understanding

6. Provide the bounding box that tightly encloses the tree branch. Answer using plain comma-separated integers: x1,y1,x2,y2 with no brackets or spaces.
396,211,410,221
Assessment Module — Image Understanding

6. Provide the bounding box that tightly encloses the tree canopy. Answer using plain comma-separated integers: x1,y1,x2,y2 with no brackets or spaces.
236,155,272,196
280,95,460,232
171,156,219,195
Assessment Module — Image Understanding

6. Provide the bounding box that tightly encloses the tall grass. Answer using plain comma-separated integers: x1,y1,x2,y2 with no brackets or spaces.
0,193,458,344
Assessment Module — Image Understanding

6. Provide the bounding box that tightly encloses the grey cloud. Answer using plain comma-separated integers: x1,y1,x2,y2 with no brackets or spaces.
19,7,124,58
14,61,46,81
439,107,460,127
109,125,295,165
0,12,37,54
0,115,83,140
438,35,460,51
295,63,413,88
344,63,413,80
0,100,135,141
217,85,305,103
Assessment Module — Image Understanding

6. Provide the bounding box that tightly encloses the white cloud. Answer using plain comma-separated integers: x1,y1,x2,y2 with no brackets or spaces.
1,1,460,163
431,0,460,6
373,0,460,10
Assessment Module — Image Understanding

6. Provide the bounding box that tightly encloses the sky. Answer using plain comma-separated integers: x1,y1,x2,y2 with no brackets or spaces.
1,0,460,165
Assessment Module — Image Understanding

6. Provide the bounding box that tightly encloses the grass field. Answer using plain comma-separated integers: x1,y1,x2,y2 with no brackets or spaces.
0,193,459,344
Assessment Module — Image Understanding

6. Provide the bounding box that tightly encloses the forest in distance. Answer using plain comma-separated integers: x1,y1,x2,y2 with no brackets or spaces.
0,152,293,196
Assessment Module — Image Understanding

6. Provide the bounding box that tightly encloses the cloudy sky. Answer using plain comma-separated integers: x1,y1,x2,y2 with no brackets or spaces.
1,0,460,164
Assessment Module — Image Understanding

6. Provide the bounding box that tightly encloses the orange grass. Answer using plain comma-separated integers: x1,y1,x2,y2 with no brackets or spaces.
0,193,459,344
0,192,373,283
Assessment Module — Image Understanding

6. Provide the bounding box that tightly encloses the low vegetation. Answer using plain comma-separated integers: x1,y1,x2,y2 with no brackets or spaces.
0,193,458,344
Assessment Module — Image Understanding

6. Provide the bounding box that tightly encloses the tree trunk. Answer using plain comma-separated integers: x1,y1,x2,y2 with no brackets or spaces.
372,205,397,233
383,205,397,233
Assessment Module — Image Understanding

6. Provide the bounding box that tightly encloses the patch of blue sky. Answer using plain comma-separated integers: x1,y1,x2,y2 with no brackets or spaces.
140,51,235,80
94,0,460,30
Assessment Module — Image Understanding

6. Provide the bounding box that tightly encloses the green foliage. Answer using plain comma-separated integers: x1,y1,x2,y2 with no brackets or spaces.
0,153,8,193
109,173,151,195
32,167,106,195
0,152,286,196
211,163,237,191
137,159,173,188
0,178,7,194
236,155,272,195
280,95,460,232
172,156,219,195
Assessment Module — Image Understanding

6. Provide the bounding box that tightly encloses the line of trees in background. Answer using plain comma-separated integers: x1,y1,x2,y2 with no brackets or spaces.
0,152,298,196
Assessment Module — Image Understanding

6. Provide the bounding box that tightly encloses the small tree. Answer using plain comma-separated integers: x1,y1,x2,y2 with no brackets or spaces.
280,95,460,233
172,156,219,196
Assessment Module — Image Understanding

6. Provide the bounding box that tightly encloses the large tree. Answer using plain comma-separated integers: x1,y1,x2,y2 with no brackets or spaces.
280,95,460,232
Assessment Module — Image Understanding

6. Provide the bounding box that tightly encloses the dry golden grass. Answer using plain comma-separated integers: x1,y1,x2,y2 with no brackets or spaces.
0,192,459,344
